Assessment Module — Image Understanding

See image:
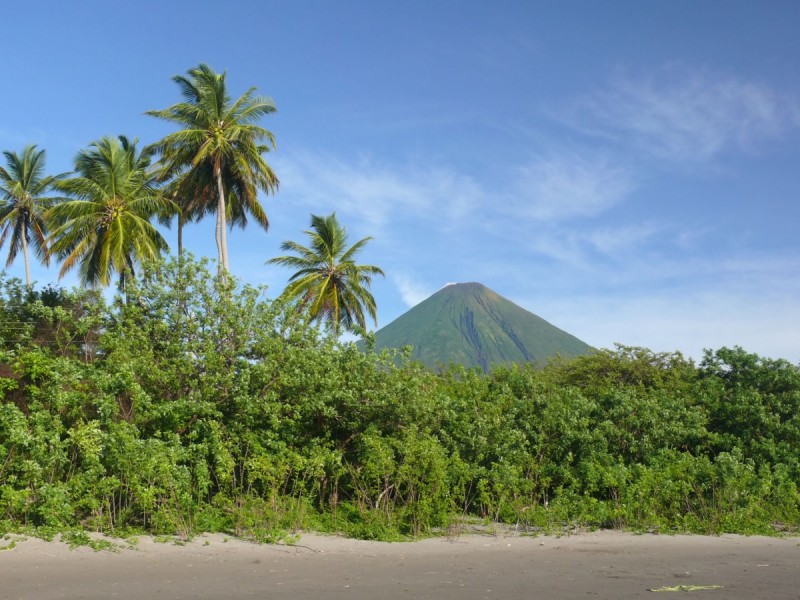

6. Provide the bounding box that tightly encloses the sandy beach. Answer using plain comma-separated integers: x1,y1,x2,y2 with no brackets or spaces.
2,531,798,599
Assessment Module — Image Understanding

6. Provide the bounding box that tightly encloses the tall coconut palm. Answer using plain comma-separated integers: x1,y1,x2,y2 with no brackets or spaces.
268,213,384,334
48,136,171,288
146,63,278,271
0,145,65,287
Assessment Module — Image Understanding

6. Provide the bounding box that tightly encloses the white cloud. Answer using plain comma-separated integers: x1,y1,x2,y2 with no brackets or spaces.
276,148,636,249
510,153,635,221
504,220,665,271
393,273,433,308
275,152,482,233
566,69,794,162
519,228,591,268
585,222,661,256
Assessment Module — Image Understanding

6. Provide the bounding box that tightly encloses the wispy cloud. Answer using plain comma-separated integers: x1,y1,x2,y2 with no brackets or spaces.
503,220,665,272
585,222,662,256
393,273,433,307
509,153,635,221
275,152,482,233
564,69,795,162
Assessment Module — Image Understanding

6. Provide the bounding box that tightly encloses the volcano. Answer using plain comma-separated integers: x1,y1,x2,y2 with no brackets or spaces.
370,282,592,371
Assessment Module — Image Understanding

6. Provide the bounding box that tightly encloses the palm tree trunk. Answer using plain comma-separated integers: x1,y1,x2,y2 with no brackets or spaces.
174,211,187,321
177,212,184,258
215,169,229,271
21,230,31,288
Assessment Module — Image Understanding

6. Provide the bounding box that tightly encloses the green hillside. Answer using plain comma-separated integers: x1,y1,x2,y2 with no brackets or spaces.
370,282,592,371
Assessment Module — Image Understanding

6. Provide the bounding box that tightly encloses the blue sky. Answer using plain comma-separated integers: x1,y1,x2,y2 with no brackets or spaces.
2,1,799,362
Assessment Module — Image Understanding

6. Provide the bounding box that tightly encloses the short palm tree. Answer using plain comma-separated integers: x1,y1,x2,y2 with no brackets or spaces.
268,213,384,334
48,136,171,288
0,145,65,287
146,63,278,271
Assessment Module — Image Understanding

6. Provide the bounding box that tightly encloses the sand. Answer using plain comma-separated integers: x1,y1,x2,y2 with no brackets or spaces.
1,530,798,599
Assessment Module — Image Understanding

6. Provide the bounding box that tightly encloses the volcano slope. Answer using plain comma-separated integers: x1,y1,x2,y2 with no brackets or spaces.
370,282,591,371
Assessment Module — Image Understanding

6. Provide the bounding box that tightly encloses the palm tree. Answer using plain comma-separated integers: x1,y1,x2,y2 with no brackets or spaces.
268,213,384,334
146,63,278,271
156,178,201,259
47,136,171,288
0,145,64,287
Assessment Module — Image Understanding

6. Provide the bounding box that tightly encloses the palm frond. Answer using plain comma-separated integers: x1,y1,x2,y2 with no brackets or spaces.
268,212,384,333
0,145,66,284
146,63,278,266
50,136,168,287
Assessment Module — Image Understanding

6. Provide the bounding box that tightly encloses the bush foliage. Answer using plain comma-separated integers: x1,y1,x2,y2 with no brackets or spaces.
1,258,798,539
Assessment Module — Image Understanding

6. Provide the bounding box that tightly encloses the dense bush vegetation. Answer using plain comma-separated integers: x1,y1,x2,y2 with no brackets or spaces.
1,258,798,540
